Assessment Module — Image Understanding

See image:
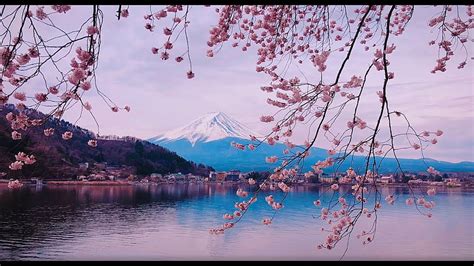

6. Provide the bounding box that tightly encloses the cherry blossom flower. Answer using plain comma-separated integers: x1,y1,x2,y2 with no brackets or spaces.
161,52,169,60
44,128,54,137
223,222,234,229
15,152,27,161
271,202,283,210
62,131,73,140
16,53,31,65
52,5,71,13
12,131,21,140
260,115,274,122
236,188,248,197
5,112,15,122
427,166,440,176
0,95,8,105
49,86,59,94
13,92,26,101
163,27,172,35
265,156,278,163
8,179,23,189
9,161,23,170
88,139,98,148
427,188,436,196
278,182,290,192
385,195,395,205
417,197,426,205
35,93,47,102
87,25,99,35
121,9,129,18
80,81,91,91
84,102,92,111
187,71,195,79
24,155,36,165
314,200,321,206
36,7,48,20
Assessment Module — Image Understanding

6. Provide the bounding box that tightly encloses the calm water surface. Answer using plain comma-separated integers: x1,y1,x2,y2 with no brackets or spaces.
0,183,472,260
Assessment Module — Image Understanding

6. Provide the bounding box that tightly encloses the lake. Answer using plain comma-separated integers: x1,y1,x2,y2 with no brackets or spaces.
0,183,472,260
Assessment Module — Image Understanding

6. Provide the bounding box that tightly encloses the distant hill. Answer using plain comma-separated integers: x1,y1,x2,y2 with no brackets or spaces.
149,112,474,173
0,104,213,179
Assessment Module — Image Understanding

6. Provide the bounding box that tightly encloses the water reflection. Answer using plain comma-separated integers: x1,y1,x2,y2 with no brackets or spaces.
0,183,472,260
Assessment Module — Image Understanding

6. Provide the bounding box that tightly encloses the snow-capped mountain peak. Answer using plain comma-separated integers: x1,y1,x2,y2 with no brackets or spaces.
148,112,259,145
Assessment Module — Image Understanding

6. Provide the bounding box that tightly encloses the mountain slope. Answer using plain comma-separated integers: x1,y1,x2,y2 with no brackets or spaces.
149,112,258,146
148,112,474,173
0,104,213,179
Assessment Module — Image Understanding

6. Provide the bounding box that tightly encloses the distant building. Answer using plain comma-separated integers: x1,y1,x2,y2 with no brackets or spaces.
408,179,428,185
150,173,162,182
169,173,186,181
216,172,227,182
94,162,107,170
319,176,335,183
239,172,249,181
209,172,217,181
79,162,89,171
379,176,395,184
338,176,352,184
186,174,199,181
445,178,461,187
150,173,162,179
226,170,240,181
364,177,375,183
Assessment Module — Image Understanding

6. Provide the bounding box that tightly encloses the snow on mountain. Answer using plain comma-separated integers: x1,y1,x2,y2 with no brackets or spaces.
148,112,260,146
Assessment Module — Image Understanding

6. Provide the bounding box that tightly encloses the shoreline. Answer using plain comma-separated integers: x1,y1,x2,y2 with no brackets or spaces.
0,179,470,189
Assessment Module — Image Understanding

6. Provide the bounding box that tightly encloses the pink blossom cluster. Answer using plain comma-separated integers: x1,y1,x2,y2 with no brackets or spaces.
265,156,278,163
210,195,257,234
231,141,246,150
236,188,248,198
8,179,23,189
427,166,440,176
88,139,98,147
9,152,36,171
68,47,93,87
51,5,71,13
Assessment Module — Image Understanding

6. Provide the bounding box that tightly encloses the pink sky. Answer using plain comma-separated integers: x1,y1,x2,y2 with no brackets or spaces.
7,5,473,162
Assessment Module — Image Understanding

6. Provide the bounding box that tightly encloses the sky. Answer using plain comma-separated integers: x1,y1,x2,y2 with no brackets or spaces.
7,5,473,163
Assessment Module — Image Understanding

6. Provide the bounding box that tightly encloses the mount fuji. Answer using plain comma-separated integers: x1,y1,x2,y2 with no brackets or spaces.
148,112,258,146
148,112,474,173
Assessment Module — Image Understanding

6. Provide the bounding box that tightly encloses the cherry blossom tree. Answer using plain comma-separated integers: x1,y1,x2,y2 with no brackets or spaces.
0,5,472,255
